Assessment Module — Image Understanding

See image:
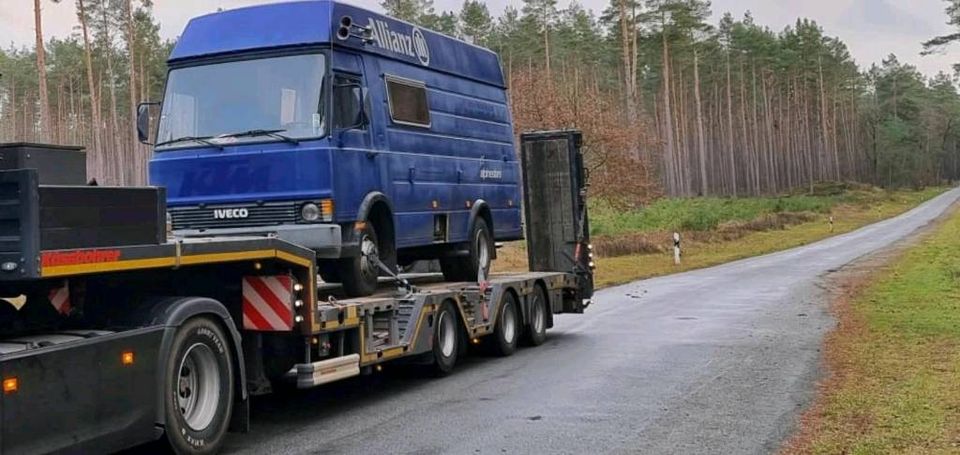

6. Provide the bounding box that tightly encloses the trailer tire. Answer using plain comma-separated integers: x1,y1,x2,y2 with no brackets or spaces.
490,292,519,356
441,218,492,282
431,301,460,376
523,286,548,346
163,317,234,455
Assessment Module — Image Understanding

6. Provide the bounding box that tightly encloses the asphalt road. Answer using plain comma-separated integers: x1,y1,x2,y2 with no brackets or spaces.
222,188,960,455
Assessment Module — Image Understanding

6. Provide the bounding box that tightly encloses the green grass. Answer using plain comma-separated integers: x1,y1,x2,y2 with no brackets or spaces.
496,186,948,288
785,206,960,454
589,183,898,236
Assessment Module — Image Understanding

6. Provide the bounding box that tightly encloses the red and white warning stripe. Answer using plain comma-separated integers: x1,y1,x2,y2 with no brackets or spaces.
242,275,295,331
48,282,70,315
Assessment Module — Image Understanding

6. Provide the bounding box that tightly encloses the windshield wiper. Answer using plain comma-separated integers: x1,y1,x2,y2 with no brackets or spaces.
218,129,300,145
155,135,224,150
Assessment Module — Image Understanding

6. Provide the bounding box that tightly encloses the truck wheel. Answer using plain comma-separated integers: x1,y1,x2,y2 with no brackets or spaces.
432,301,460,376
340,223,381,297
164,317,234,455
523,286,548,346
440,218,492,282
490,292,519,356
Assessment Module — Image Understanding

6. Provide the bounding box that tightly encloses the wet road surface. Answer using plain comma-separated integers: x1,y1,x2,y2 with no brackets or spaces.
221,188,960,455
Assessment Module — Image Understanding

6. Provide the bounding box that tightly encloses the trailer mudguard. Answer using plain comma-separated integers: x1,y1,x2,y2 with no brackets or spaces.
134,296,249,435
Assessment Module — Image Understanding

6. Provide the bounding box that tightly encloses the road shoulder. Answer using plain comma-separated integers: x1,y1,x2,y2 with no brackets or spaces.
781,200,960,454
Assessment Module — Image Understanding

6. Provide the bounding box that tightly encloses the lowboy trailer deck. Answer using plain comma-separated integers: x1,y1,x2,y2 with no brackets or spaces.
0,130,593,454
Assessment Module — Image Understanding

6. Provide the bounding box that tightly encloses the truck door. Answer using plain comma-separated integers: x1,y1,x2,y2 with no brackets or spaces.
329,52,380,221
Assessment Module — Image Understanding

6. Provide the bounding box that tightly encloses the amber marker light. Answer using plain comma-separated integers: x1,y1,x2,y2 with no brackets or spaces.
3,377,18,394
122,351,135,366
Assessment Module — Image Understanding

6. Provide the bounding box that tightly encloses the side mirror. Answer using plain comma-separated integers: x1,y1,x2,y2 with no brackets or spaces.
333,81,367,131
137,102,160,145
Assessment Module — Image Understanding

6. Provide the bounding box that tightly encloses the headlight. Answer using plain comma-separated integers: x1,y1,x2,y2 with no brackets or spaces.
301,203,321,222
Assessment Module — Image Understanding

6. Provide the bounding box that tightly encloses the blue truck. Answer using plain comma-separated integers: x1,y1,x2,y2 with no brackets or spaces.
143,0,523,297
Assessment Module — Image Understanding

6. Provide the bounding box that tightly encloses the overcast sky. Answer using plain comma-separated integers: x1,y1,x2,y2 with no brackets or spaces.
1,0,957,77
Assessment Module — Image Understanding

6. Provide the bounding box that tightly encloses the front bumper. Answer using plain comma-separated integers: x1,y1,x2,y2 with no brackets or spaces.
173,224,342,258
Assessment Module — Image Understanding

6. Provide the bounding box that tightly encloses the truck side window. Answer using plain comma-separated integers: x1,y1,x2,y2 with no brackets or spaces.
385,75,430,128
333,74,367,130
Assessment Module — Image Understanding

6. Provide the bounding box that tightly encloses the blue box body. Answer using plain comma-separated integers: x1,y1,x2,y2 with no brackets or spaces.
149,0,523,254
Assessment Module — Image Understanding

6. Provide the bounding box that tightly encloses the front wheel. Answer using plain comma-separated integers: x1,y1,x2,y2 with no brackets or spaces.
340,223,381,297
163,317,234,455
441,218,493,282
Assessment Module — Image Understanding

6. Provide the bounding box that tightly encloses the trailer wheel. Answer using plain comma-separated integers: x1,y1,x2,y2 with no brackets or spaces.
431,301,460,376
523,286,548,346
441,218,492,282
340,222,381,297
164,317,234,455
490,292,519,356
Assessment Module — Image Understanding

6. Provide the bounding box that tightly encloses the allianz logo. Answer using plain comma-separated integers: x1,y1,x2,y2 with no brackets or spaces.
213,208,250,219
480,169,503,180
368,18,430,66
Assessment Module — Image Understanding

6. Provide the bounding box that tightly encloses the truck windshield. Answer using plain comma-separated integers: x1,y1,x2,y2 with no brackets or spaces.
156,53,326,149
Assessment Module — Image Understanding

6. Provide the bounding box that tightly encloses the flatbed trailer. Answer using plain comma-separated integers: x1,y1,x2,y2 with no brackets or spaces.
0,130,592,454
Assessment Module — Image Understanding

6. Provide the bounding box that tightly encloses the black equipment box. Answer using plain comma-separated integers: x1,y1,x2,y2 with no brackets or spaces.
519,130,594,308
0,143,87,185
0,169,166,279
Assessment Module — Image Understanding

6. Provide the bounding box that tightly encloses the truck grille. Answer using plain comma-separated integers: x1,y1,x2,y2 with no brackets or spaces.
170,202,300,231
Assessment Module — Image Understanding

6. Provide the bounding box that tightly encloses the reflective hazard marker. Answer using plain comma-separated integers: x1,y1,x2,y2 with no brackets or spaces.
242,276,295,331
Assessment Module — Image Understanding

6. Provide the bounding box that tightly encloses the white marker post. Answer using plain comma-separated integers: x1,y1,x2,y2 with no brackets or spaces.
829,216,834,232
673,232,681,266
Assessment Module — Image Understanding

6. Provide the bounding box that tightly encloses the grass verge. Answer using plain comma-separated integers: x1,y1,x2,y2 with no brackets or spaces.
495,186,947,288
782,200,960,454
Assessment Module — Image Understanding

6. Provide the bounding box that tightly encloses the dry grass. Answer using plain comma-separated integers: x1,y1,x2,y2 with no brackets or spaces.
782,202,960,454
494,187,947,288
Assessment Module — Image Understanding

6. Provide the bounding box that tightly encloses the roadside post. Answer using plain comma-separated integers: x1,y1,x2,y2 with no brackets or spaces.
673,232,681,265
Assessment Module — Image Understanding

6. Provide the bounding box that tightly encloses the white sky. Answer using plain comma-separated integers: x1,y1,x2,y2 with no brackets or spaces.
0,0,956,77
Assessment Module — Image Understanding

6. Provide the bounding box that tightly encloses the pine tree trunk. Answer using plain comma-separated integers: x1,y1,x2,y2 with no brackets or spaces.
618,0,636,125
33,0,51,140
126,0,142,184
78,0,102,181
693,47,707,195
726,53,737,197
660,29,677,196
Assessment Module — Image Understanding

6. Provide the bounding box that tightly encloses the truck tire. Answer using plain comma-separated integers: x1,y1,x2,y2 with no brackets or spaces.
523,285,548,346
163,317,234,455
432,301,460,376
340,222,381,297
440,218,492,282
490,292,519,356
